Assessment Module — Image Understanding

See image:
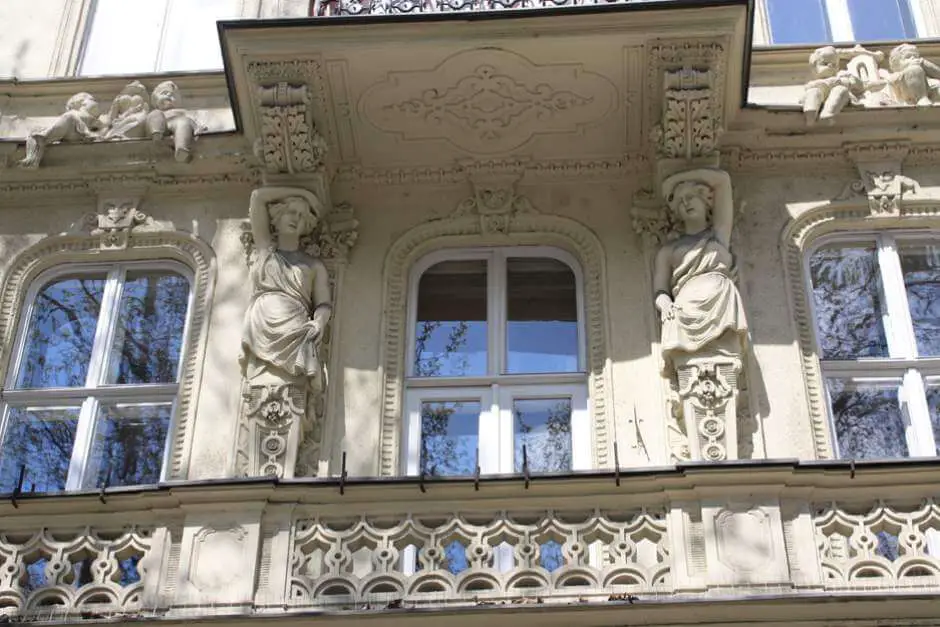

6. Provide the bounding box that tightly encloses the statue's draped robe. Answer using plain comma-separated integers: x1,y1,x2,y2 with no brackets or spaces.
240,248,322,383
662,229,747,367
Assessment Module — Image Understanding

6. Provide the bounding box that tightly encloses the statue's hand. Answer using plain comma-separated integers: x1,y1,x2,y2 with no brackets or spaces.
303,320,323,342
661,302,680,322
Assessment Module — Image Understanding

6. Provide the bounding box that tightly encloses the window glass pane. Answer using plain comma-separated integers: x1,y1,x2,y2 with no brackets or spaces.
414,260,487,377
84,404,171,489
79,0,168,75
109,269,190,384
810,245,889,360
899,243,940,357
766,0,831,44
158,0,242,72
513,398,572,472
927,386,940,456
17,275,107,389
506,258,578,374
420,401,479,476
827,379,908,459
0,407,79,493
847,0,917,41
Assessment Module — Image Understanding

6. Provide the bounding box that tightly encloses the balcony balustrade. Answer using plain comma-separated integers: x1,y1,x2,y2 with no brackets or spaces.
0,462,938,622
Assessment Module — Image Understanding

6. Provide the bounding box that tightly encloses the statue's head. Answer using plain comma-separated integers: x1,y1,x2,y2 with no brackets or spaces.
664,176,713,225
269,192,322,238
151,81,181,111
66,92,99,116
114,81,149,113
890,43,922,73
809,46,839,78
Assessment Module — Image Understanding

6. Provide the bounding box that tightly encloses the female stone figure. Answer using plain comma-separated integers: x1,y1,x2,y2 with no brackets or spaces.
653,168,747,372
240,187,332,388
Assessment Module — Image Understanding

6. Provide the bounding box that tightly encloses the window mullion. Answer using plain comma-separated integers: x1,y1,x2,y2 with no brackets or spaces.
902,369,936,456
824,0,855,41
66,395,99,491
86,265,124,388
489,251,505,377
153,0,173,72
878,235,919,359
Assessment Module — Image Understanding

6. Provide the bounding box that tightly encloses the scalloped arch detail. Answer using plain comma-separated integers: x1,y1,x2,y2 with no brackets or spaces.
0,230,216,480
377,211,612,475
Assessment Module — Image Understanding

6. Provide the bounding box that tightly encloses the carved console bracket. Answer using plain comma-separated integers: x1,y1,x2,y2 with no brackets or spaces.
255,83,327,175
676,359,741,462
836,142,921,215
647,39,727,182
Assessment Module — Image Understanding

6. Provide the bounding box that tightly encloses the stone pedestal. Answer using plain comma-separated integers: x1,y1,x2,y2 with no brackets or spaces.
676,357,741,461
238,382,307,478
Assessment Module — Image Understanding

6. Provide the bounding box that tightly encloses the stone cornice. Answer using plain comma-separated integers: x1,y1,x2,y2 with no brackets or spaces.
0,71,228,101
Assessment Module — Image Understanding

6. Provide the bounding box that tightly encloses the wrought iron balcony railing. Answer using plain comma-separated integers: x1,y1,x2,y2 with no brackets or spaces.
312,0,669,17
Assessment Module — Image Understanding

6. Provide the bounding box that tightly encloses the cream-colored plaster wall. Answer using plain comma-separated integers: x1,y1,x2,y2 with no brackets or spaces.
326,173,817,476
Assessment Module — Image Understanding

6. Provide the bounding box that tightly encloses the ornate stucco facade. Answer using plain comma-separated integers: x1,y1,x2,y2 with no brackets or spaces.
2,0,940,625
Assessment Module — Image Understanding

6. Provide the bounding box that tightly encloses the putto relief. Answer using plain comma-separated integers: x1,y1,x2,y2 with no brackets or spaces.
801,42,940,124
17,80,203,168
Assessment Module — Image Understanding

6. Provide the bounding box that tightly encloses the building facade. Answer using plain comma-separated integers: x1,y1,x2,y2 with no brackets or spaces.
1,0,940,625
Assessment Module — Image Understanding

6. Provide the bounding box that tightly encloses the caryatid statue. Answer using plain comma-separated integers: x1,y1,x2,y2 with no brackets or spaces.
239,187,332,477
653,168,748,461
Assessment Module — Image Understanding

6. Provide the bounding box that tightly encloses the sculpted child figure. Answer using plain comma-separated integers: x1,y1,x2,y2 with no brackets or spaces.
886,43,940,105
103,81,150,140
653,168,748,373
146,80,201,162
802,46,864,124
240,187,333,392
19,92,102,168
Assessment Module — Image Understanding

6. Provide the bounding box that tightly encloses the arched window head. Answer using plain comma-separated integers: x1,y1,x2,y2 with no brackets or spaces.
404,247,589,479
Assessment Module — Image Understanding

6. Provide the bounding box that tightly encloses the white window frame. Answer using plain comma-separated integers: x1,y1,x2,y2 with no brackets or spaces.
758,0,934,44
402,246,590,476
0,260,195,492
805,231,940,459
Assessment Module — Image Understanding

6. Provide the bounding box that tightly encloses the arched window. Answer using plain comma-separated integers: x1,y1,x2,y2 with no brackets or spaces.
404,247,590,476
807,232,940,460
0,261,193,492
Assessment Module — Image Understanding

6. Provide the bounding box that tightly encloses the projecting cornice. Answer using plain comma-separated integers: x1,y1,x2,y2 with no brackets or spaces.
219,3,750,179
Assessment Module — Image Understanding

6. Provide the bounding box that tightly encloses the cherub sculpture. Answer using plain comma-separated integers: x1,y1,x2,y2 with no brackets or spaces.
801,46,866,125
102,81,150,140
885,43,940,106
18,92,102,168
146,80,202,162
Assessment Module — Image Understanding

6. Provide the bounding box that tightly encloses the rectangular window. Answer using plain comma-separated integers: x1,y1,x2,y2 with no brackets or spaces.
764,0,921,44
0,263,191,493
809,234,940,459
79,0,243,75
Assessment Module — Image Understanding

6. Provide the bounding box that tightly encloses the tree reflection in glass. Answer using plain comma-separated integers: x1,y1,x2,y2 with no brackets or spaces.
899,243,940,357
420,401,479,476
513,398,572,472
810,246,888,360
17,275,106,389
827,379,907,459
110,270,189,384
85,404,171,488
414,260,487,377
0,408,79,493
927,387,940,455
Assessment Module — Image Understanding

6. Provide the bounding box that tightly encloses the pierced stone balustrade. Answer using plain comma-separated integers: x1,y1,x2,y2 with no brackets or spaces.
0,462,938,623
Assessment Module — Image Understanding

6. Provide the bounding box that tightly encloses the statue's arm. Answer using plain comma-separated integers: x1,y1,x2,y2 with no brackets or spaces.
707,169,734,249
248,188,274,252
310,259,333,341
923,57,940,79
653,244,673,313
